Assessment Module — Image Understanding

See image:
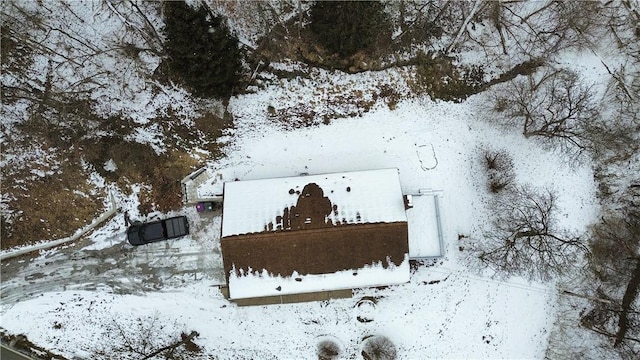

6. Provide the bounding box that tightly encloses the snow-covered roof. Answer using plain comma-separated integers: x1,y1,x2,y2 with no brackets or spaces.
228,256,410,300
407,194,444,258
221,168,407,238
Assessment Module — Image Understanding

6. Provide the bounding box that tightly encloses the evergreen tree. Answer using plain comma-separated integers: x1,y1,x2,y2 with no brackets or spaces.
163,1,242,98
309,1,391,58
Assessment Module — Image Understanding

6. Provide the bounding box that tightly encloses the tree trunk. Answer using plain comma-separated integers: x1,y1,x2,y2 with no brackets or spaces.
615,259,640,347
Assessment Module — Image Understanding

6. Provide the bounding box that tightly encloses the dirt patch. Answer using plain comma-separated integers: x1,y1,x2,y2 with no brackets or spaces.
251,18,408,128
265,78,406,129
1,158,103,250
162,110,230,157
2,108,221,249
78,109,228,216
268,87,377,128
81,136,200,215
409,52,485,102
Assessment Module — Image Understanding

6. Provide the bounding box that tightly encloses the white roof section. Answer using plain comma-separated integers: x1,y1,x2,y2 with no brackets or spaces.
407,194,444,258
221,168,407,238
228,256,410,300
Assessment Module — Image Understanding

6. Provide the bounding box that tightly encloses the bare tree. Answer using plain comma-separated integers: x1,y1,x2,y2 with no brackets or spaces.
491,67,600,155
477,185,587,280
1,0,169,119
390,0,450,47
454,1,606,61
584,203,640,355
95,315,203,360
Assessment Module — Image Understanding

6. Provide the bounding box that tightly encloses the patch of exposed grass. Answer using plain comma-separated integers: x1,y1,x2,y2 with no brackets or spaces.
164,110,229,157
2,108,223,248
410,52,485,102
2,160,103,249
81,135,201,215
80,109,227,216
267,80,405,128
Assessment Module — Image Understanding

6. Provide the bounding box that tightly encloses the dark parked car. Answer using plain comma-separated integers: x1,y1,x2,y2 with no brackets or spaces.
127,216,190,246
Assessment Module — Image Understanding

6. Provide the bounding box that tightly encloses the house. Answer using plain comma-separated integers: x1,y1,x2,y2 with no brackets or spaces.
219,168,411,305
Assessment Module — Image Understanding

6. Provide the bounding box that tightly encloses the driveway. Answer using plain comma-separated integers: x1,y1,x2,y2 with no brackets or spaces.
1,213,225,308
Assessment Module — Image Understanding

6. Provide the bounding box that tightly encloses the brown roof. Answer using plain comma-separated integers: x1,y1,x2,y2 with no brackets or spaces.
221,222,408,280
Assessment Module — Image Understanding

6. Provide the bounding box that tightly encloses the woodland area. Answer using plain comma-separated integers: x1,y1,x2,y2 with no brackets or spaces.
1,1,639,358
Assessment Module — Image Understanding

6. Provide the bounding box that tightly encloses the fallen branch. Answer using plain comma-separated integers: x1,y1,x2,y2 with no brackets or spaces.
141,331,200,360
446,0,484,54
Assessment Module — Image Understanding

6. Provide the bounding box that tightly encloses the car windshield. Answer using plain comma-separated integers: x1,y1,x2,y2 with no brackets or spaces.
143,222,164,241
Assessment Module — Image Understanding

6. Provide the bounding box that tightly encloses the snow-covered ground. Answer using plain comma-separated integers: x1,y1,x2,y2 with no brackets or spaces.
0,66,600,358
1,266,556,359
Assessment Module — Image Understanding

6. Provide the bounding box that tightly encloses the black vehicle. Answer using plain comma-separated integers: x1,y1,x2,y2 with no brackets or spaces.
127,216,190,246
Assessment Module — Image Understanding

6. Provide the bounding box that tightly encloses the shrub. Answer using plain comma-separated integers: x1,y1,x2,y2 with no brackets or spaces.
481,146,515,193
309,1,391,58
317,338,342,360
361,335,397,360
491,67,599,154
163,1,242,98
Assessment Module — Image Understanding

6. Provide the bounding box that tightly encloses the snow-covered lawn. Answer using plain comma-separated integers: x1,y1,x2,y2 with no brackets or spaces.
0,68,600,358
1,266,555,359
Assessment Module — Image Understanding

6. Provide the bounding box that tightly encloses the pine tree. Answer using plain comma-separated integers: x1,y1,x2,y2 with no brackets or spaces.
163,1,242,98
309,1,391,58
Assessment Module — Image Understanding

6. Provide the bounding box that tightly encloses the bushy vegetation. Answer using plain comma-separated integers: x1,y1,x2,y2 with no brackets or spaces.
361,335,397,360
163,1,242,98
413,52,486,102
481,146,515,193
309,1,391,58
317,338,342,360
